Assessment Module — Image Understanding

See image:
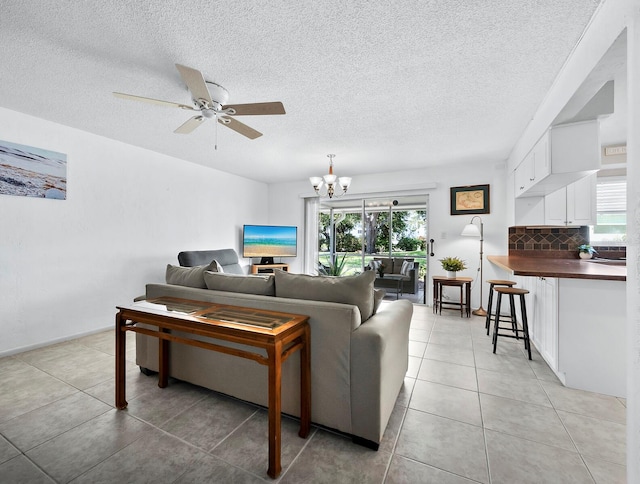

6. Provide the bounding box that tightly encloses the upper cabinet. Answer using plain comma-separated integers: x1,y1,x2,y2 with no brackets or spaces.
544,173,597,226
515,120,600,198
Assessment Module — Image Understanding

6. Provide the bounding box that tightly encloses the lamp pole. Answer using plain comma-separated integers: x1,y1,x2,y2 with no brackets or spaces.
474,217,486,316
461,216,486,317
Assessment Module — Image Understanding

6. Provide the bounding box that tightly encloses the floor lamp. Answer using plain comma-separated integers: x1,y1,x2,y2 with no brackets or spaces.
461,216,486,316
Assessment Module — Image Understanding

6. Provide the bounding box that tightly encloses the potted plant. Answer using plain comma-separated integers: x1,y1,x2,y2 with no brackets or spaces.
577,244,597,260
439,256,467,278
318,253,348,276
376,263,386,278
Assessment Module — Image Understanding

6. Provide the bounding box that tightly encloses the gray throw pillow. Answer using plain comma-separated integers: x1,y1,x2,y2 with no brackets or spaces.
211,259,224,273
204,271,275,296
166,260,219,288
274,269,376,322
400,260,414,276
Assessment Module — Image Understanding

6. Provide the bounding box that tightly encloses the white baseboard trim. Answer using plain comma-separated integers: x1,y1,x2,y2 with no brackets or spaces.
0,325,113,358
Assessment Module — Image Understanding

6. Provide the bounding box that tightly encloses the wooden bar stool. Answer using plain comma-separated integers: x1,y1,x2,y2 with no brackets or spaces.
492,287,532,359
485,279,517,335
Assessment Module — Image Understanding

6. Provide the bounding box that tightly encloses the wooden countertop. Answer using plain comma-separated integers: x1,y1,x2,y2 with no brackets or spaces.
488,255,626,281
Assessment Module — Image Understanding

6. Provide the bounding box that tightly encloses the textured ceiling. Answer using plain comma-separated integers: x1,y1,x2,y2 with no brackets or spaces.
0,0,603,184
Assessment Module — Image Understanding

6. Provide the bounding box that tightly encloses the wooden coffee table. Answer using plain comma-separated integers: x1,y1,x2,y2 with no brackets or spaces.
115,296,311,479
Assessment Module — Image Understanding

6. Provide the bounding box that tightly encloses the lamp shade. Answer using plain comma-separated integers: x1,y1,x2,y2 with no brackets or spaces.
338,177,352,189
461,223,481,237
309,176,323,189
323,173,337,185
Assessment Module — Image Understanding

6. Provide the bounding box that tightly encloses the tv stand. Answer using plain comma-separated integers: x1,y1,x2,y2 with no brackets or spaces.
251,264,289,274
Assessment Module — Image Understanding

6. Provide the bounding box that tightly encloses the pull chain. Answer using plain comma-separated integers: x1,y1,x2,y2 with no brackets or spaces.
215,118,218,150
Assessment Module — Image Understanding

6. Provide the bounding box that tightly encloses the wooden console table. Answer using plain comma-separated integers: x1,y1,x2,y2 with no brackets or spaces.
115,296,310,479
251,263,289,274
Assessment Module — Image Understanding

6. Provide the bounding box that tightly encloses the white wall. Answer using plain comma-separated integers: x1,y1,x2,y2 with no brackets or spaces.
626,5,640,482
0,107,267,355
268,160,508,310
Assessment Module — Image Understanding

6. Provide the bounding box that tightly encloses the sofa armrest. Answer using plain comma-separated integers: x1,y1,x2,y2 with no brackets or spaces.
350,299,413,444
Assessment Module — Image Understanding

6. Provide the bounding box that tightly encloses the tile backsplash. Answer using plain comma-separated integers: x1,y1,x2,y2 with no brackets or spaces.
592,245,627,259
508,226,590,258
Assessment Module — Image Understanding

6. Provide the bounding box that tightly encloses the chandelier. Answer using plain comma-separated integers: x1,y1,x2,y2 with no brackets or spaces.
309,154,352,198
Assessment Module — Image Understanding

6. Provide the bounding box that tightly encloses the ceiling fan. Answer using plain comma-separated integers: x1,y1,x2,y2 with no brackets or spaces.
113,64,285,139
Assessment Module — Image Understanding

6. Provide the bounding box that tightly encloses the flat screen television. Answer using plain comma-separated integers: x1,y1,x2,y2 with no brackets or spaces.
242,224,297,264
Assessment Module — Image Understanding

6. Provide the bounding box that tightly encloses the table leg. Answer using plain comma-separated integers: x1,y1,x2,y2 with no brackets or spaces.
432,279,437,313
159,328,169,388
267,341,283,478
466,282,471,317
423,274,427,305
115,311,127,409
299,325,311,438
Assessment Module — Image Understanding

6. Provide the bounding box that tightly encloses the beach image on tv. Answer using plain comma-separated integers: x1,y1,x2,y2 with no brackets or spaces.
0,139,67,199
244,225,297,257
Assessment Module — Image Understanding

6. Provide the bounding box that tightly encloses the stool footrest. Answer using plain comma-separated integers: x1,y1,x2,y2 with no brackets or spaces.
495,331,521,340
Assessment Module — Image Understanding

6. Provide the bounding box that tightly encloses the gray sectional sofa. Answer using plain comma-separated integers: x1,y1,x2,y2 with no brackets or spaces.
367,257,421,294
135,249,413,449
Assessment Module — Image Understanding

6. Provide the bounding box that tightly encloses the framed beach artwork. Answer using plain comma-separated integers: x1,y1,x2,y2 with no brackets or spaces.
450,184,490,215
0,139,67,199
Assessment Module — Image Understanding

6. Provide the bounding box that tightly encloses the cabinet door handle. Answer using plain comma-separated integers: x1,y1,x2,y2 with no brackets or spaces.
529,177,535,181
429,239,435,257
519,186,525,190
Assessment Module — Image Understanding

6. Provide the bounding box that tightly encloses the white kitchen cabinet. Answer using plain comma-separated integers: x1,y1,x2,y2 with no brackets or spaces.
514,276,559,374
514,136,550,195
533,277,559,372
544,173,596,225
515,120,600,198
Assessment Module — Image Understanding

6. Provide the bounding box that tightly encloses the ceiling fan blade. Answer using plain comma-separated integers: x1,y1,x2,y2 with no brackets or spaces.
175,64,212,104
222,102,286,116
113,92,195,110
174,116,205,134
219,116,262,139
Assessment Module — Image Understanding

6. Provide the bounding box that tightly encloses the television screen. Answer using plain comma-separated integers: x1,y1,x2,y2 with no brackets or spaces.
243,225,297,258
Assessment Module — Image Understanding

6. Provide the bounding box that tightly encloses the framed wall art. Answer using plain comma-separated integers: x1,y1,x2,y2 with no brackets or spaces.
0,139,67,199
450,184,490,215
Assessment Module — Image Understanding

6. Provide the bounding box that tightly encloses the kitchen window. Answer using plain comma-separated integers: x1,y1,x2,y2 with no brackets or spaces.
590,177,626,245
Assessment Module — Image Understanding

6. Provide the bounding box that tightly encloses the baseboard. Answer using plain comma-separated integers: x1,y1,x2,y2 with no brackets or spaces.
0,324,113,358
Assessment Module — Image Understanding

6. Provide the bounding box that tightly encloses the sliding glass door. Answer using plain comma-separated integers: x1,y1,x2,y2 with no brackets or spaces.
315,195,428,297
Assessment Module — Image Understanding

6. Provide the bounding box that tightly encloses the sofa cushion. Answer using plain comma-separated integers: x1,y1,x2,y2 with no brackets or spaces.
204,271,275,296
274,269,376,322
165,261,219,288
373,257,392,275
177,249,244,274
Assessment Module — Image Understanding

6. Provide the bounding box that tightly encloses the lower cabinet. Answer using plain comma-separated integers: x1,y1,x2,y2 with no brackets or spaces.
514,276,559,374
503,273,625,397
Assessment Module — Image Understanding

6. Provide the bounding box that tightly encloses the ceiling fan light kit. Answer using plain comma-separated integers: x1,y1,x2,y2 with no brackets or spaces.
310,154,352,198
113,64,285,141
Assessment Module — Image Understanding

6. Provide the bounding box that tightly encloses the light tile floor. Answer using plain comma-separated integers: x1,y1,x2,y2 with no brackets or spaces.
0,304,627,483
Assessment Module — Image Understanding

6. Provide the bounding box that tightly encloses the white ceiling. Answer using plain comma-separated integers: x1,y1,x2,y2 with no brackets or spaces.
0,0,604,184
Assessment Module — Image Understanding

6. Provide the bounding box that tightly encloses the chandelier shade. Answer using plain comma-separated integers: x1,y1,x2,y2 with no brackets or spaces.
309,154,351,198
